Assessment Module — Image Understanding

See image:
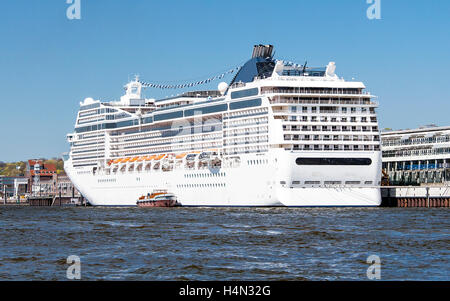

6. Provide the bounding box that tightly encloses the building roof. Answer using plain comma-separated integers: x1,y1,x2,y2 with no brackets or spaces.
381,125,450,137
26,160,57,177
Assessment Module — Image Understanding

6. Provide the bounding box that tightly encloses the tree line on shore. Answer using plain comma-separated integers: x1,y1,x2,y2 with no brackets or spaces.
0,158,65,177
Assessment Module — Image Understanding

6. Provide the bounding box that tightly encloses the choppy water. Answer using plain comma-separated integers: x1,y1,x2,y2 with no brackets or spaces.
0,206,448,280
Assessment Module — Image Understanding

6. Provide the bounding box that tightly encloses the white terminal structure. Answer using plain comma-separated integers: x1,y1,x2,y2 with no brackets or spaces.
381,125,450,185
64,45,382,206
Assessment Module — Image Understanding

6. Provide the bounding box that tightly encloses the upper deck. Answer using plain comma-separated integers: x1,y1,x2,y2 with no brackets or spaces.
68,45,381,168
75,44,373,126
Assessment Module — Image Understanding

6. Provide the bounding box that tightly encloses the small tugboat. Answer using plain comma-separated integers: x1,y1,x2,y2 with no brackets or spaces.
136,190,181,207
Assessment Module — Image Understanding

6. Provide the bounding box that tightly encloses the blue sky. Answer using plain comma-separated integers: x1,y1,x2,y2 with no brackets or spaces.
0,0,449,162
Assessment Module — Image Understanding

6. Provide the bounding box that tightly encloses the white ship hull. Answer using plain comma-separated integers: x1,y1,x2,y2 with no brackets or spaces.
65,45,383,207
65,150,382,207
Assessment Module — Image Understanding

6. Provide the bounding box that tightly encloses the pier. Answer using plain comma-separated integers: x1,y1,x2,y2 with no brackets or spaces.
381,185,450,207
27,196,53,206
27,195,85,206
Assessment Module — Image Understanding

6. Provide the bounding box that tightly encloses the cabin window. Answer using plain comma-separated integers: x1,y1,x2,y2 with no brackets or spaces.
229,98,262,110
230,88,259,99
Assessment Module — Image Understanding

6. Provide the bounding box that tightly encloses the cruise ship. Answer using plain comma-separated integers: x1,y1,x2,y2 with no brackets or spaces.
64,45,382,206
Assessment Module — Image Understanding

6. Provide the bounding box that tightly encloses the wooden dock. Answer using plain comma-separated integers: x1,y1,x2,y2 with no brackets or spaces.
28,196,53,206
27,196,83,206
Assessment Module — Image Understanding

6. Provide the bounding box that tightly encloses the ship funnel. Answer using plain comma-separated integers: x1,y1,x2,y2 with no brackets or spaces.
252,44,273,58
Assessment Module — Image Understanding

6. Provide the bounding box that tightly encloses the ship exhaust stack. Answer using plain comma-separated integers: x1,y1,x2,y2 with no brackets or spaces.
252,44,273,58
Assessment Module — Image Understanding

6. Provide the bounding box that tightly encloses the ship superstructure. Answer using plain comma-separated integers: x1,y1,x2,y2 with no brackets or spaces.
64,45,382,206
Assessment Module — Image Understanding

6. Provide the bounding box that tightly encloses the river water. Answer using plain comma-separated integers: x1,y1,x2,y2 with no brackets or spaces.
0,206,448,280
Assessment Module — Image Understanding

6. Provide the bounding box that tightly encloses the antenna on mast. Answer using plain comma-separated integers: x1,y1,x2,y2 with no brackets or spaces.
302,61,308,73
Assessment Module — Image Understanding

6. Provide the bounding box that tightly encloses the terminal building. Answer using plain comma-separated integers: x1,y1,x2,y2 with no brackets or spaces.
381,125,450,185
25,160,57,194
0,176,28,199
25,159,80,198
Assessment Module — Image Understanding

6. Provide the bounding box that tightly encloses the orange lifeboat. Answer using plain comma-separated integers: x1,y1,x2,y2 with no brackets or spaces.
154,154,166,161
175,153,187,159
